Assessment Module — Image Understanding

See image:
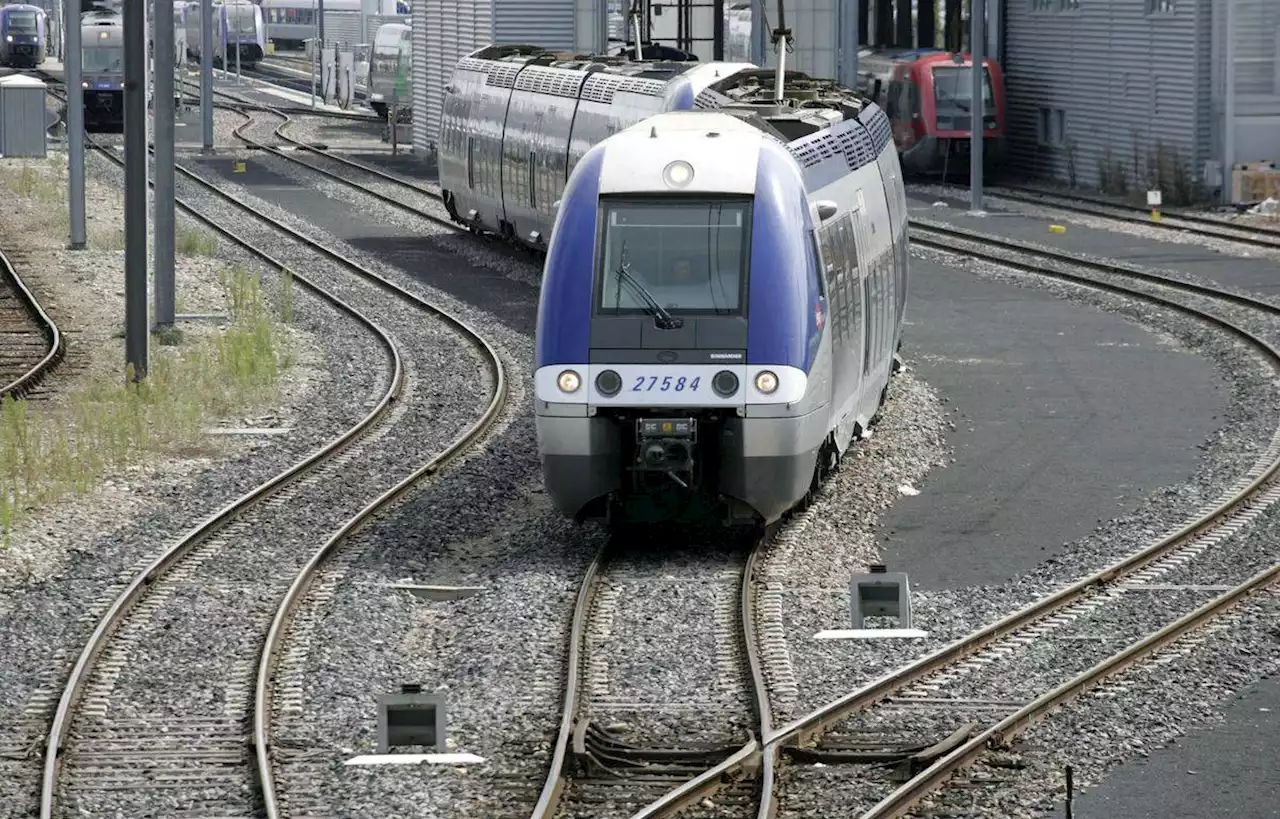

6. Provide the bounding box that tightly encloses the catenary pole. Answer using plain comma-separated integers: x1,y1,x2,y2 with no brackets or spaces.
123,0,148,379
64,0,85,249
201,0,213,149
155,0,176,328
969,0,985,214
318,0,325,47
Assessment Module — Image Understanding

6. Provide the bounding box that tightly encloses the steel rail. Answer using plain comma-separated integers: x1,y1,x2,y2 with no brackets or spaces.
912,219,1280,316
987,185,1280,250
216,103,459,233
42,131,508,818
0,245,64,399
526,546,607,819
254,282,507,819
152,106,516,819
530,536,772,819
628,221,1280,816
860,561,1280,818
39,148,407,819
196,84,446,208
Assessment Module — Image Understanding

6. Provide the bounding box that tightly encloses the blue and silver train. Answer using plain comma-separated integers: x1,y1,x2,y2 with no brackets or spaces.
183,0,266,67
440,48,909,528
81,9,123,129
0,4,47,68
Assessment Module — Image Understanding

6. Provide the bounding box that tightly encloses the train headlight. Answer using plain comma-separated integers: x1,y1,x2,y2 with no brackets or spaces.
82,81,89,88
557,369,581,394
712,370,739,397
755,370,779,395
662,160,694,189
595,369,622,397
5,36,12,43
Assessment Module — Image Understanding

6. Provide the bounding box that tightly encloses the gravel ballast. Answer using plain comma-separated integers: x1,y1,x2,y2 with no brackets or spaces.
770,241,1280,816
0,150,391,817
67,116,1276,819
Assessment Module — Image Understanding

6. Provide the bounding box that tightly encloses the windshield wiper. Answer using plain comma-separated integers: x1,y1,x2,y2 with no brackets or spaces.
615,262,682,329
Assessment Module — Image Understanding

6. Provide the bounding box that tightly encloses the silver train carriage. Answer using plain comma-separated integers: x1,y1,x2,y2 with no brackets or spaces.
367,21,411,120
438,49,909,527
184,0,265,67
81,9,123,129
0,4,47,68
438,45,755,249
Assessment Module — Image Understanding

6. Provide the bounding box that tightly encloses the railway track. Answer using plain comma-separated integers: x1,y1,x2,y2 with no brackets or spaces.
36,126,507,819
208,95,459,229
988,185,1280,252
32,80,1275,813
0,245,64,400
181,102,1280,815
531,222,1280,818
530,535,772,819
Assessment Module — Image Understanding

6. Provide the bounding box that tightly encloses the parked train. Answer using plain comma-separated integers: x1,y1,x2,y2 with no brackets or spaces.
261,0,405,50
80,9,123,130
439,47,909,527
183,0,265,67
856,48,1006,177
0,4,47,69
367,20,411,119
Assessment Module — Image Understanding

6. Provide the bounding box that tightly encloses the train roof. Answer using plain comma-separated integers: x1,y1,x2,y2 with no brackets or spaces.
466,44,701,82
0,4,45,12
694,68,869,142
458,44,869,141
81,9,120,24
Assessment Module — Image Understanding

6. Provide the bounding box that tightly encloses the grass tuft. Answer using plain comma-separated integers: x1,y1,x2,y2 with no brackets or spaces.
177,227,217,257
0,263,294,546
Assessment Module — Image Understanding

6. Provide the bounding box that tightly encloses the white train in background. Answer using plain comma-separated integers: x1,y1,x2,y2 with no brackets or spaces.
260,0,407,50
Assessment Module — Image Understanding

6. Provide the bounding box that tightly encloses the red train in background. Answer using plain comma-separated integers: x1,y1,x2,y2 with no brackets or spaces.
856,48,1007,178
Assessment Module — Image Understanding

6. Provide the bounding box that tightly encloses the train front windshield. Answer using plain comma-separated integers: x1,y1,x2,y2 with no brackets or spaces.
931,66,996,130
6,11,39,34
596,199,750,316
82,47,122,72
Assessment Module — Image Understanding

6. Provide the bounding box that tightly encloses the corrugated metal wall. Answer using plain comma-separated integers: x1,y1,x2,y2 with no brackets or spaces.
411,1,607,158
416,1,494,157
1212,0,1280,175
411,1,429,155
1004,0,1210,200
494,0,576,49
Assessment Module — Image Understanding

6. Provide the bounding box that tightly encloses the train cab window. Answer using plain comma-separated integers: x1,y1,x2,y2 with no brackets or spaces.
596,198,751,316
931,66,996,131
885,80,917,122
6,10,39,34
809,231,826,298
82,46,123,73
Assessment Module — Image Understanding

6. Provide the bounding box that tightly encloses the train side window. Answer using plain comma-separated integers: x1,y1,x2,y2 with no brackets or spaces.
836,219,854,338
529,151,537,209
466,136,475,190
809,231,826,298
884,81,903,119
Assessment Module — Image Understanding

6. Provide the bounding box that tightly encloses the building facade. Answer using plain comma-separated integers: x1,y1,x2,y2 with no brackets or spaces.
1004,0,1279,203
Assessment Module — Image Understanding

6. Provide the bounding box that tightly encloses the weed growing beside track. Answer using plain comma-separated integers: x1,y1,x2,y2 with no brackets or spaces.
0,266,294,543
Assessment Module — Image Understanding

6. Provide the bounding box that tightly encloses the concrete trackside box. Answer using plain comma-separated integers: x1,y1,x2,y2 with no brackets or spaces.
0,74,48,158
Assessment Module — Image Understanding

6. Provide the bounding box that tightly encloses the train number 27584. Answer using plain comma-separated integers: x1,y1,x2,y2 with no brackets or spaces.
631,375,701,393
